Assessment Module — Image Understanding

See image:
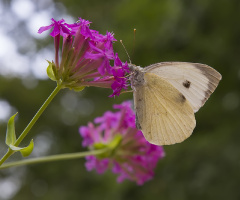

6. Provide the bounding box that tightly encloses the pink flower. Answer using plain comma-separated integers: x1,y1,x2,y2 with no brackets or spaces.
79,101,165,185
38,18,129,96
38,18,72,37
109,54,129,97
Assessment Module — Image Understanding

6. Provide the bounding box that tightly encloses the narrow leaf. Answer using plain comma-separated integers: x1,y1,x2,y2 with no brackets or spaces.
93,143,107,150
72,86,85,92
108,134,122,150
9,139,34,157
5,113,18,146
20,139,34,157
47,61,57,81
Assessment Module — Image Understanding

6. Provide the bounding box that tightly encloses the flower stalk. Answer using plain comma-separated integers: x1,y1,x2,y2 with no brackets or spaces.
15,84,63,147
0,148,109,170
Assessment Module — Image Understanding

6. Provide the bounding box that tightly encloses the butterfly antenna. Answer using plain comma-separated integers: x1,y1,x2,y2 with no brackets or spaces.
125,73,133,78
120,40,132,64
120,90,133,94
132,28,136,61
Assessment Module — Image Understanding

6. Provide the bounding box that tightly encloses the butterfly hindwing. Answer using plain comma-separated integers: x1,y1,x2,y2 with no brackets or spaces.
134,72,196,145
144,62,222,112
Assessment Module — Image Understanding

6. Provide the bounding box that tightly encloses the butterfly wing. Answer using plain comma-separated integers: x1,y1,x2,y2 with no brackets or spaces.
134,72,196,145
143,62,222,112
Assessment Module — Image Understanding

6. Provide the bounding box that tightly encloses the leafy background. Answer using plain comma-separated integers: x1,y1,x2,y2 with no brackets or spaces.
0,0,239,199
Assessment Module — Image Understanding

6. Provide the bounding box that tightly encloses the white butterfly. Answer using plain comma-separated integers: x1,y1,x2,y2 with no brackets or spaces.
129,62,222,145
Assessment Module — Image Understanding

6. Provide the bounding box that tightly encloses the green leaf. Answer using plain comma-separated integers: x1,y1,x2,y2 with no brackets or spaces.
20,139,34,157
5,113,18,146
93,134,122,159
9,139,34,157
47,61,57,81
93,143,107,150
108,134,122,150
72,86,85,92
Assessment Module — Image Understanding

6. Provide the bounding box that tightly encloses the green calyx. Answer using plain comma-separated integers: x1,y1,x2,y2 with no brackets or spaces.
47,61,58,81
93,134,123,159
46,61,85,92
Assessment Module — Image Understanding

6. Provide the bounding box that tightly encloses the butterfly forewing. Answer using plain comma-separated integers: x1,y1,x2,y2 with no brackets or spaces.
134,72,196,145
144,62,222,112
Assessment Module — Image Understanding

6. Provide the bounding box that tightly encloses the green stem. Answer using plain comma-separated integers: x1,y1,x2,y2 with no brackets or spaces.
0,84,62,166
0,149,108,170
15,84,62,146
0,149,14,166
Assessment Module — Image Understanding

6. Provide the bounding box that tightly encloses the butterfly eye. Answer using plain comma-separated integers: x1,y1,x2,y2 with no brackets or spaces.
128,64,136,71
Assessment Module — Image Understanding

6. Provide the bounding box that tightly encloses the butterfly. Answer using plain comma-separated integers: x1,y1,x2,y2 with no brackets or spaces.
129,62,222,145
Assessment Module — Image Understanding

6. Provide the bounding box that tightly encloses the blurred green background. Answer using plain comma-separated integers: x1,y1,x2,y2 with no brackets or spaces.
0,0,240,199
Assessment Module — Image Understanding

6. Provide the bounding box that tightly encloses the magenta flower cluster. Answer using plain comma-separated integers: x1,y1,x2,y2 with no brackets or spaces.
38,18,129,96
79,101,165,185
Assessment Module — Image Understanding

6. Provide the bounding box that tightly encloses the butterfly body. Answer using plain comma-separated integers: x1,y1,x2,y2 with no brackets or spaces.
129,62,222,145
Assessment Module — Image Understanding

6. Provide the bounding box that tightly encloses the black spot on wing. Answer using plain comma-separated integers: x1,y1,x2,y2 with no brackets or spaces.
180,94,186,103
183,80,191,88
175,92,186,103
